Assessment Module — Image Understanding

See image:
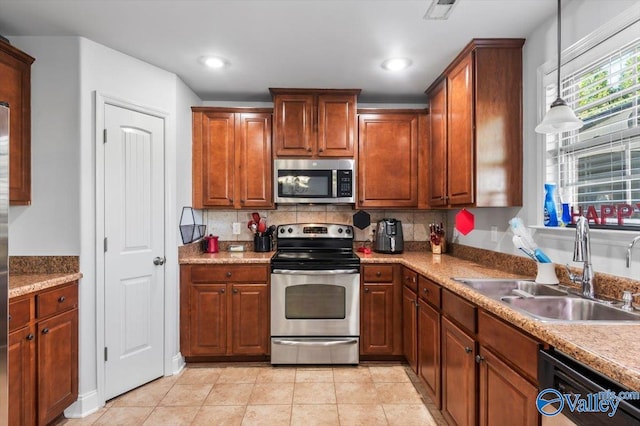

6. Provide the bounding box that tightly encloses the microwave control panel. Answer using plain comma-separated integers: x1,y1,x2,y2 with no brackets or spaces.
337,170,353,198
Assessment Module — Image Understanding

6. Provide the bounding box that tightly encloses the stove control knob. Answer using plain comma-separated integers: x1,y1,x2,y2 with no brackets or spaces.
345,228,351,234
287,227,293,233
279,228,285,234
338,228,343,233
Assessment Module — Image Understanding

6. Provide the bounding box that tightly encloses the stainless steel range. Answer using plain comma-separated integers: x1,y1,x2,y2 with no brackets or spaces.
270,223,360,365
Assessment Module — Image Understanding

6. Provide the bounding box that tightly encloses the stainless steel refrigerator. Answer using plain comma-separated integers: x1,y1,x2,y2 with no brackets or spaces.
0,102,9,423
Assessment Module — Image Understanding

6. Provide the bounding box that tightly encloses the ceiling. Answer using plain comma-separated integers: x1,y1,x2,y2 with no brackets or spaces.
0,0,558,103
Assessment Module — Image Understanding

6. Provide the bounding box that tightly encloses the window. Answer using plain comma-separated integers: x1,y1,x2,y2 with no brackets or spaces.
544,35,640,228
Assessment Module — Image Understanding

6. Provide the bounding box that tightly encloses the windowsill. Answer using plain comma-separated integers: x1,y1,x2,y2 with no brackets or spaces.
530,225,640,246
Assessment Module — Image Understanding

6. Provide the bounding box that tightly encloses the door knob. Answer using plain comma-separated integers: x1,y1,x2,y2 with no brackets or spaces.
153,256,166,266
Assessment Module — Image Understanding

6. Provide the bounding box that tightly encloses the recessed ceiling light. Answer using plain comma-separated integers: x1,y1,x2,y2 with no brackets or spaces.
381,58,412,71
424,0,458,20
200,56,228,69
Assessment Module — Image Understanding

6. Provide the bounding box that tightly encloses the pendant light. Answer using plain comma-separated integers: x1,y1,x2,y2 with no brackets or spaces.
535,0,583,134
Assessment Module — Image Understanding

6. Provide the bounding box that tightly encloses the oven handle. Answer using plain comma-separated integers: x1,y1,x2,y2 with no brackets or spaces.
271,269,360,275
272,338,359,347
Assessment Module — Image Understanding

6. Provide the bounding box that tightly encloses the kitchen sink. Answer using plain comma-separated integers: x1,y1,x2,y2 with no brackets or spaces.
453,278,568,298
500,296,640,322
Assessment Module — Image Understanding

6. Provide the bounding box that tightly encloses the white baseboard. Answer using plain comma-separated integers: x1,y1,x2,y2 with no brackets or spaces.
171,352,185,375
63,389,101,419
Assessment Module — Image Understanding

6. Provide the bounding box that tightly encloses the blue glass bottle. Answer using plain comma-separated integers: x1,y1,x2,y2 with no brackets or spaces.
544,184,559,226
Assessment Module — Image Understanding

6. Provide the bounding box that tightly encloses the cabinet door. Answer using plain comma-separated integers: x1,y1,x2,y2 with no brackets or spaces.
193,111,236,207
189,284,227,355
236,112,273,208
8,326,35,426
37,309,78,426
358,114,419,207
418,298,441,409
231,284,269,355
441,317,476,426
273,93,314,156
0,42,34,205
317,94,356,157
428,79,448,207
478,347,539,426
402,286,417,372
361,283,394,354
447,53,475,206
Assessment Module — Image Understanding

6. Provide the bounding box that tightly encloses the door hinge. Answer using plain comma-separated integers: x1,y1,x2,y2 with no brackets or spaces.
104,347,108,361
103,128,107,144
104,237,108,252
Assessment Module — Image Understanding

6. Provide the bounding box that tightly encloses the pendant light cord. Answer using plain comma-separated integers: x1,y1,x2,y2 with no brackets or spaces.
556,0,561,100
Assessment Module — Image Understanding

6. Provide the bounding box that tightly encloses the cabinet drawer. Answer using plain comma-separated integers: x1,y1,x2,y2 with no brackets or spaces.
478,310,539,382
9,297,32,331
36,283,78,319
418,276,441,308
190,265,268,283
402,268,418,292
362,265,394,282
442,289,476,334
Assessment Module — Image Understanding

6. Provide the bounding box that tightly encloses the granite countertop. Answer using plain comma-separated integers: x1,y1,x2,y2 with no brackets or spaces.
10,272,83,298
179,248,640,391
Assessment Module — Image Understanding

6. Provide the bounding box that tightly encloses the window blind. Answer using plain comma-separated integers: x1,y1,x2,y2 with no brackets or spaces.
545,38,640,226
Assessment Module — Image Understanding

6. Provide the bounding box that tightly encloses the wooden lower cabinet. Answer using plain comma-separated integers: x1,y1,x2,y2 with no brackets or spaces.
361,283,395,354
402,285,417,372
441,316,477,426
8,282,78,426
417,298,441,409
180,264,269,358
478,346,539,426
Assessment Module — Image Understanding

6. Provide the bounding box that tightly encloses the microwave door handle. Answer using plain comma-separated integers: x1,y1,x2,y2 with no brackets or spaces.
332,170,337,198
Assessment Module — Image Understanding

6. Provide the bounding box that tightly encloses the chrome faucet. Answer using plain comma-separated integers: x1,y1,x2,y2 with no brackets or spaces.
572,215,595,298
626,235,640,267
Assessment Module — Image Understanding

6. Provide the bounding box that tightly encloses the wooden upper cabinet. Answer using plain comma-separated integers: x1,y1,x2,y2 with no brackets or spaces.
357,110,424,208
271,88,360,158
0,40,34,205
425,38,524,208
192,107,273,209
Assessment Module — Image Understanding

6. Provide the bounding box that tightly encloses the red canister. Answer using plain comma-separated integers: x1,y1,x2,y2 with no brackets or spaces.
204,234,219,253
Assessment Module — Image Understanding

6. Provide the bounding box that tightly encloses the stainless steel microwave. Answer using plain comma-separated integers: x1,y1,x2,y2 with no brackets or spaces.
274,158,356,204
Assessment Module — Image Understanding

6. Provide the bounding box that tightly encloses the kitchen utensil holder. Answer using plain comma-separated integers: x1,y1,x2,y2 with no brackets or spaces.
535,262,559,285
179,206,205,244
254,235,272,252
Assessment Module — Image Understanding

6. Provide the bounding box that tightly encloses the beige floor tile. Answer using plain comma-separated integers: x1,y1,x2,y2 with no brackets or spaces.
369,366,411,383
242,405,291,426
175,367,221,385
291,404,340,426
249,383,294,405
332,366,373,383
93,406,153,425
217,367,263,384
293,382,336,404
158,384,212,406
142,406,200,425
204,383,254,406
337,404,388,426
111,381,173,407
374,382,423,404
191,406,246,426
256,367,296,383
295,368,334,383
335,382,379,404
383,404,438,426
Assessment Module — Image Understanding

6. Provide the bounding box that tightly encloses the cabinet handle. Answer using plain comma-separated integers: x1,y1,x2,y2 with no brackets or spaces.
58,296,66,303
319,148,324,152
240,199,245,204
233,288,238,294
423,288,429,294
376,272,381,277
8,314,11,321
226,272,232,278
359,200,364,203
220,288,226,294
42,328,50,335
364,287,369,293
229,198,234,203
464,346,472,354
475,355,485,363
26,333,34,341
307,147,312,152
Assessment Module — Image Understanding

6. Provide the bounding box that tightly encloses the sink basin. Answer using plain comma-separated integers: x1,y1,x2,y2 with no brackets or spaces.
500,297,640,322
454,278,567,298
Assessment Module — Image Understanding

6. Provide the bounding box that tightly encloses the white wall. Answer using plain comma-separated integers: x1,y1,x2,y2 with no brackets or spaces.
449,0,640,279
8,36,81,254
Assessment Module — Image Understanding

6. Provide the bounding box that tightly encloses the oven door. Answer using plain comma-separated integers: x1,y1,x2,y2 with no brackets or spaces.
270,269,360,337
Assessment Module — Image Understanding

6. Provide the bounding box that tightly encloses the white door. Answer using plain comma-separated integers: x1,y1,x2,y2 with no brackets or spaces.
103,103,165,400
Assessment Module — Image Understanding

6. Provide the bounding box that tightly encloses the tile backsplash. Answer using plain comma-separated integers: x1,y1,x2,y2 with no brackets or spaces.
203,205,447,243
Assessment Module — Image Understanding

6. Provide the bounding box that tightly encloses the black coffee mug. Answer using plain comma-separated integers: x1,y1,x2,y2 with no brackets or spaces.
254,235,272,252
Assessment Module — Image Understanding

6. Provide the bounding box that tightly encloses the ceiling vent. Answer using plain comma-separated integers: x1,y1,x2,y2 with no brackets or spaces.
423,0,458,20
